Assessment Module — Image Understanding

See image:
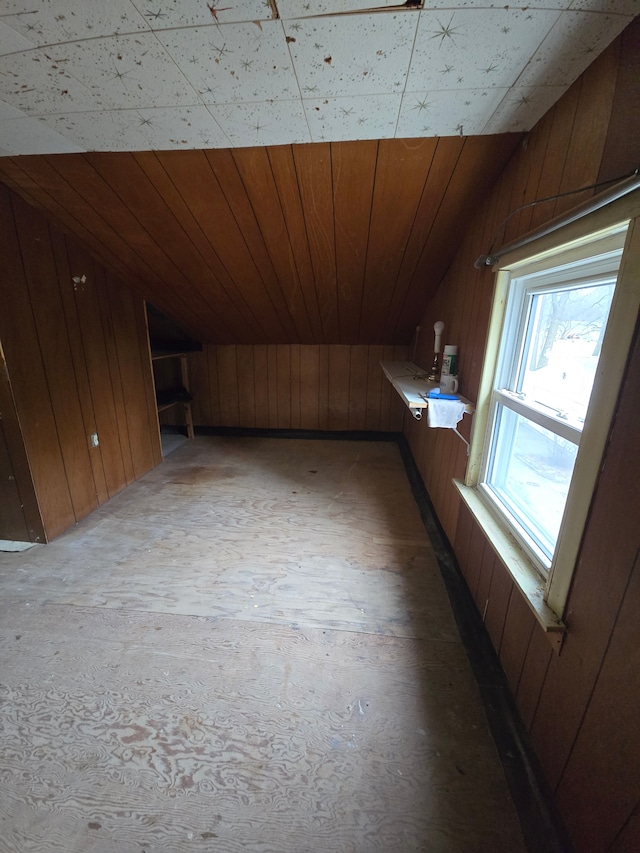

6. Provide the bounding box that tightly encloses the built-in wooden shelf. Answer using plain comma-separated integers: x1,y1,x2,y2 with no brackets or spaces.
151,351,194,440
151,349,195,361
380,361,475,416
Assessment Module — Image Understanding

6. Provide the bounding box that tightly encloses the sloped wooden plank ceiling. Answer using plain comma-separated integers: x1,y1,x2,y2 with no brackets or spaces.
0,134,520,344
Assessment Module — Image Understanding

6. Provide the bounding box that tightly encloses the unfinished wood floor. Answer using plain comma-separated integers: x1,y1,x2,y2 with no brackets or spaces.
0,437,526,852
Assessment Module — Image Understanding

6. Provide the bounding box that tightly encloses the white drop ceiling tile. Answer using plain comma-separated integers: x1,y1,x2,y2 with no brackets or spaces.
0,99,26,120
52,33,199,111
397,87,508,137
0,48,108,114
516,10,636,87
303,93,401,142
130,0,271,28
408,8,563,91
285,12,418,98
158,21,299,104
208,99,311,147
1,1,150,45
39,105,230,151
0,114,85,154
482,84,568,133
278,0,401,17
36,110,152,151
0,20,36,55
133,104,232,149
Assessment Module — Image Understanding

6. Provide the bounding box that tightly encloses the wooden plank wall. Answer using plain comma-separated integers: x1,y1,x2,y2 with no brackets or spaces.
0,136,520,348
186,344,407,432
0,184,162,541
0,345,43,543
404,21,640,852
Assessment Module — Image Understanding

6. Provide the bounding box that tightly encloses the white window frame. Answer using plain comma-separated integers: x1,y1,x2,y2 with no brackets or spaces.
480,237,624,575
455,191,640,639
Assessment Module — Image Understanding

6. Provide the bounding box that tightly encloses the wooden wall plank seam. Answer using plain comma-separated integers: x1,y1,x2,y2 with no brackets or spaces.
51,231,108,507
554,548,640,851
133,151,260,343
95,265,136,487
66,246,128,499
232,147,314,343
205,149,296,342
332,141,379,345
267,146,325,342
292,143,339,343
13,199,98,523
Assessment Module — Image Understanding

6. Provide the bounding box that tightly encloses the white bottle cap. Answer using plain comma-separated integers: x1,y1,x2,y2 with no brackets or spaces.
443,345,457,354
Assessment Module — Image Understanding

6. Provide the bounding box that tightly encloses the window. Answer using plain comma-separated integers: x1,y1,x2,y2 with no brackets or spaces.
479,242,623,576
455,197,640,632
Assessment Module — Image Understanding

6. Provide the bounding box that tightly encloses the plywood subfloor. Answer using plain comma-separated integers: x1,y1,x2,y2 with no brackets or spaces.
0,437,526,852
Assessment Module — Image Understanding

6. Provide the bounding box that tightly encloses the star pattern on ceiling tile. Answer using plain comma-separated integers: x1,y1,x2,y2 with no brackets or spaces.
1,2,635,154
107,60,134,84
212,43,232,60
430,15,460,48
412,96,432,111
138,116,154,127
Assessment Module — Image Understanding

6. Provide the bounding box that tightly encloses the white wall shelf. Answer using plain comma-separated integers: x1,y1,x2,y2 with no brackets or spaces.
380,361,475,418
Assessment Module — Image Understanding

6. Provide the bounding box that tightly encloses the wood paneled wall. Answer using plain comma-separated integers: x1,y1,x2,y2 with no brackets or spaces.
186,344,407,432
0,346,43,543
404,21,640,852
0,184,161,541
0,135,519,347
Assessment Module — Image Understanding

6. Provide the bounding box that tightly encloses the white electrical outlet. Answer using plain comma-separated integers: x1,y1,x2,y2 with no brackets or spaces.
90,433,99,447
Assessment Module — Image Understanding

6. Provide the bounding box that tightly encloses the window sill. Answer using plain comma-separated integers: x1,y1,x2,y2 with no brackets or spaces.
453,479,566,652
